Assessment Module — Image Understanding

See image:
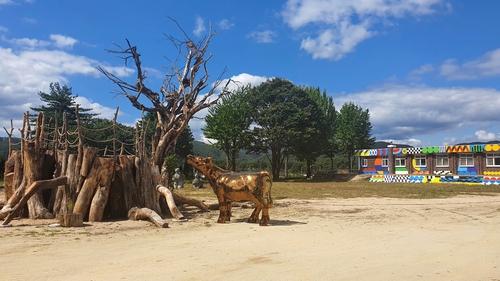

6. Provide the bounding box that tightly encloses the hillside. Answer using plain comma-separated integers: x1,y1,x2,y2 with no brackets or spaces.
192,141,263,164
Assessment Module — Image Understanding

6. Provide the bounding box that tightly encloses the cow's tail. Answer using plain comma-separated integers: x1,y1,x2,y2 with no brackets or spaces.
260,171,273,207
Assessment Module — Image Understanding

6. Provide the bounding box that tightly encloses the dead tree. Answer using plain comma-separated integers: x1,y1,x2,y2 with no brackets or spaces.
96,18,232,170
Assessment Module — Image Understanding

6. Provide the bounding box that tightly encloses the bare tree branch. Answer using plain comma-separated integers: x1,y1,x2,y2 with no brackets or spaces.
96,18,233,168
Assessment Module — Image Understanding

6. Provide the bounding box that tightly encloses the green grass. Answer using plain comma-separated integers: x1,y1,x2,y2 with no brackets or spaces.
176,179,500,200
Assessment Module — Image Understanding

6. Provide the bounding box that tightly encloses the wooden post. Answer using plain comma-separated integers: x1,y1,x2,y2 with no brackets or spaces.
388,144,396,174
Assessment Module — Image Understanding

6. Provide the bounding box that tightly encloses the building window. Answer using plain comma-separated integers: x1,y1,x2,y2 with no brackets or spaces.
459,154,474,167
436,154,449,167
414,155,426,167
382,157,389,167
395,156,406,167
486,153,500,167
362,157,368,167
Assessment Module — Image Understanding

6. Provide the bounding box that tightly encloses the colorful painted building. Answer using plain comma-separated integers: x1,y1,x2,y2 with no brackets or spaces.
355,143,500,184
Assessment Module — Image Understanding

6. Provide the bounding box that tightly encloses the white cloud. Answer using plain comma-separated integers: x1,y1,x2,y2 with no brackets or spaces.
4,34,79,50
410,63,435,75
218,19,234,30
247,30,277,43
0,0,14,4
75,96,118,120
22,17,37,24
50,34,78,48
475,130,500,142
440,48,500,80
0,26,8,32
333,84,500,145
221,73,269,92
0,36,134,137
193,16,206,37
300,20,373,60
281,0,447,60
3,36,50,49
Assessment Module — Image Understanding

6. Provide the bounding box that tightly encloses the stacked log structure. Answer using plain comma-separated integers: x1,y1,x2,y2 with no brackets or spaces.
1,110,201,226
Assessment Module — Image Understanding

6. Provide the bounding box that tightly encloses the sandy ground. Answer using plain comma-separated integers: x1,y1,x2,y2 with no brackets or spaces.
0,195,499,281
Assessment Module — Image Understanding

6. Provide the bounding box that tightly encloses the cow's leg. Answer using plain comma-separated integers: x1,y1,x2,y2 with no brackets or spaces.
217,201,227,223
216,192,228,223
259,206,270,226
226,201,232,221
248,205,262,223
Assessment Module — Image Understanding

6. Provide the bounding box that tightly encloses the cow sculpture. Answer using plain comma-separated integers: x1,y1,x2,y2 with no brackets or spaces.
186,155,273,226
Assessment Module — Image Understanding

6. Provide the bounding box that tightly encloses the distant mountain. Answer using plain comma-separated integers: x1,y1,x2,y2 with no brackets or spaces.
0,137,21,154
456,140,500,146
192,141,263,163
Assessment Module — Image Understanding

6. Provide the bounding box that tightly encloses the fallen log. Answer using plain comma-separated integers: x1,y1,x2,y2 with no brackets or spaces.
204,202,255,210
172,192,210,212
128,207,168,228
2,177,67,225
156,185,186,221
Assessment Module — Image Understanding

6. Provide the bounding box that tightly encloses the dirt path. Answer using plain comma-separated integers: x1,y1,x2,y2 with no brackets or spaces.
1,196,499,280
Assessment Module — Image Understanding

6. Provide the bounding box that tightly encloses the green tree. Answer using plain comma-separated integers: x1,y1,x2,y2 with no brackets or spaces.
288,87,329,178
304,87,338,173
175,125,195,176
203,85,253,171
30,82,97,127
247,78,324,180
335,102,375,170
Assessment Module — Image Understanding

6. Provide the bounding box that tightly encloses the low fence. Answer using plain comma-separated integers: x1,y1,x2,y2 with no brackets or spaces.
369,174,500,185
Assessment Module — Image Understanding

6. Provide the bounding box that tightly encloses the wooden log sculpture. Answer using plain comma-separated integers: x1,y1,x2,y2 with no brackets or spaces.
128,207,168,228
186,155,273,226
73,157,115,221
2,177,67,225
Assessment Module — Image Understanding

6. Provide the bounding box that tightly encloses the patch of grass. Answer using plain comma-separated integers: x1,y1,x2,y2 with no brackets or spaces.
175,179,500,200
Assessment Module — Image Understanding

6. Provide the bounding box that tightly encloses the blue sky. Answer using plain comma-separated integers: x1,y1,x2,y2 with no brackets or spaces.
1,0,500,147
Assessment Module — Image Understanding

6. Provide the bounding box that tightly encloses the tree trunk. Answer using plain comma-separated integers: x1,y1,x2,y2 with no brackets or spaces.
87,157,115,222
156,185,185,221
138,157,161,214
73,157,115,220
2,177,67,225
88,185,110,222
128,207,168,228
78,147,99,193
23,141,52,219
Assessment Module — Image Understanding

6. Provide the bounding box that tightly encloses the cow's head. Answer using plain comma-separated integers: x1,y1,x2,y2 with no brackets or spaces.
187,155,213,175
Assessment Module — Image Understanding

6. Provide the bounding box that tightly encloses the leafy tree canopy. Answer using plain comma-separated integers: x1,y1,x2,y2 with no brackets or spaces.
335,102,375,169
203,84,253,171
247,78,326,180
